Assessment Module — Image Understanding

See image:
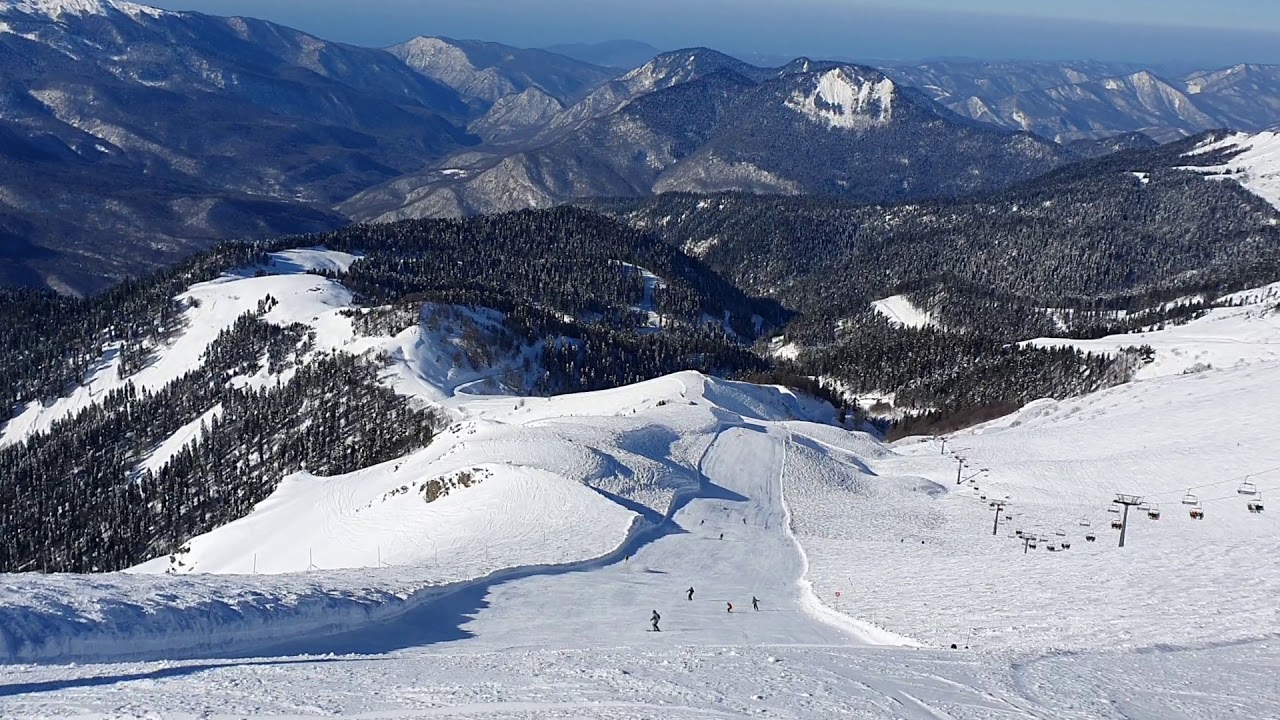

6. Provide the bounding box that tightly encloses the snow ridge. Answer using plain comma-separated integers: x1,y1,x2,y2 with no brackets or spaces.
0,0,170,19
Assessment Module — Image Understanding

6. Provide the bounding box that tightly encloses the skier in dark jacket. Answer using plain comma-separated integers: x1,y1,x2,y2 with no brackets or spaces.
686,586,694,601
651,610,661,632
726,602,733,613
752,596,759,611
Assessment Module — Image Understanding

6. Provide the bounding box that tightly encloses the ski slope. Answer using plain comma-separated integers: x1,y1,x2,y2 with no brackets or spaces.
2,261,1279,717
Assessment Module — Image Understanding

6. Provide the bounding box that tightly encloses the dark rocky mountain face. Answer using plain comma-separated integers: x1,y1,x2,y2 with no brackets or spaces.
341,52,1070,222
0,0,476,293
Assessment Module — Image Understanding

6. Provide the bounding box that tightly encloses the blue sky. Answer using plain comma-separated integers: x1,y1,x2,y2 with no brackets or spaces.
149,0,1280,66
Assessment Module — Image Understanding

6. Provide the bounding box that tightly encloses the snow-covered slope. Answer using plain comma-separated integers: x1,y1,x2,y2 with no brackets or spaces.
3,259,1280,717
1184,131,1280,211
1027,282,1280,380
0,249,363,447
870,294,938,329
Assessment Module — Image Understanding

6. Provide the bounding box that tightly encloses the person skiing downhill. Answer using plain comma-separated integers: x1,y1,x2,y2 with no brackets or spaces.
651,610,661,632
726,602,733,613
752,596,759,611
686,586,694,601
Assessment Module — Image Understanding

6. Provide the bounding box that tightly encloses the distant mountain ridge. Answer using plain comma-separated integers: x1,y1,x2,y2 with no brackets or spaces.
341,49,1068,221
884,60,1280,142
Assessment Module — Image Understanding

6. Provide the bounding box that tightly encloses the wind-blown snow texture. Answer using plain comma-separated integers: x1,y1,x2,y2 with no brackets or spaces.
1,260,1277,718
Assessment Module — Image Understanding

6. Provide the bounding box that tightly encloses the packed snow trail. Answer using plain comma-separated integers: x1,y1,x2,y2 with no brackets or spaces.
261,422,889,656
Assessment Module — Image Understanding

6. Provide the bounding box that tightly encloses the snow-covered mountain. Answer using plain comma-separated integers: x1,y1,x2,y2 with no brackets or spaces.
386,35,615,106
0,0,474,293
340,50,1067,221
887,59,1280,142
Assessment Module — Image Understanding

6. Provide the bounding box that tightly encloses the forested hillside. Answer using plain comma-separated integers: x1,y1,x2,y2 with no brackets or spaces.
0,209,771,573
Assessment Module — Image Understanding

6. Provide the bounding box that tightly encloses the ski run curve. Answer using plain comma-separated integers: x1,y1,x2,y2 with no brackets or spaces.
1,250,1278,718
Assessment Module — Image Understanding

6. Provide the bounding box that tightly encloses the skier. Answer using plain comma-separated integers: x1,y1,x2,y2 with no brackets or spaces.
726,602,733,613
686,586,694,601
742,517,747,525
719,533,724,540
752,596,759,611
651,610,661,632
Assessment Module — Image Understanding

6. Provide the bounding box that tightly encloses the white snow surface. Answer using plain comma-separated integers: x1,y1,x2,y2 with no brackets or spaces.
1183,131,1280,210
0,0,170,19
1,251,359,448
786,68,895,130
1027,281,1280,380
2,265,1280,717
870,294,938,329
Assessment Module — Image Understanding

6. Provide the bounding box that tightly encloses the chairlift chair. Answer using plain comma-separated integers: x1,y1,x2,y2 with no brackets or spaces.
1107,505,1121,514
1189,508,1204,520
1147,504,1161,520
1055,529,1067,537
1085,533,1097,542
1078,517,1091,527
1181,490,1199,506
1061,539,1071,550
1110,519,1123,530
1248,492,1265,513
1239,478,1258,496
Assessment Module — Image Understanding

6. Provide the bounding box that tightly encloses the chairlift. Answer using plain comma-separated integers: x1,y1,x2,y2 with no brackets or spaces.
1189,508,1204,520
979,494,988,500
1028,538,1038,549
1085,533,1097,542
1181,490,1199,506
1248,492,1265,513
1107,505,1121,514
1004,513,1014,521
1147,504,1162,520
1061,539,1071,550
1014,529,1024,537
1047,544,1058,552
1110,519,1123,530
1238,478,1258,496
1055,529,1067,537
1078,517,1091,527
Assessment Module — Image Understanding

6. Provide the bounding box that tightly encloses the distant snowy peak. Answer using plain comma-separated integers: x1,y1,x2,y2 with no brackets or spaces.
0,0,170,19
388,36,516,104
786,67,896,130
1183,131,1280,211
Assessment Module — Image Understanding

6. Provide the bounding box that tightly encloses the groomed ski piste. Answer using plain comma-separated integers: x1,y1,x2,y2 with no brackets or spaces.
1,251,1278,718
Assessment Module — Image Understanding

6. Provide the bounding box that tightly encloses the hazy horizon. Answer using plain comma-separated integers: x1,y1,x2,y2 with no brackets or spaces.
146,1,1280,68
